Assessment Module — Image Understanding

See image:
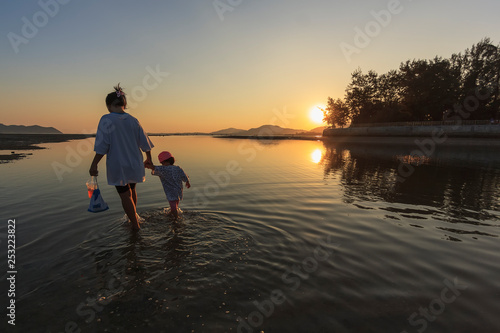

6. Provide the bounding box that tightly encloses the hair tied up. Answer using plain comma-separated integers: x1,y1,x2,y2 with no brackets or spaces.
106,83,127,108
114,83,125,97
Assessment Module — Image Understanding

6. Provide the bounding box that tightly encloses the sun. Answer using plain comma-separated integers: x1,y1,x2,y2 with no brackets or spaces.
309,106,325,124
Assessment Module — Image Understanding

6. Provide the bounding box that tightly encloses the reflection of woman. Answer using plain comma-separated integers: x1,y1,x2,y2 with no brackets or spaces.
164,232,185,268
89,84,154,231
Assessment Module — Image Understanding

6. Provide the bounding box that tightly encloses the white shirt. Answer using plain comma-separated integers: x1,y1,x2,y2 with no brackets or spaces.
94,112,154,186
152,165,189,201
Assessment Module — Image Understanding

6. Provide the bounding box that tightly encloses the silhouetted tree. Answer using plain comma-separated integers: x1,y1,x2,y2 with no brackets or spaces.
460,38,500,120
323,97,350,128
399,57,461,121
345,69,381,123
330,38,500,125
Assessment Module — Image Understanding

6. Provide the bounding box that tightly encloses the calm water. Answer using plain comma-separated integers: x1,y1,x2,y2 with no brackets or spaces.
1,136,499,332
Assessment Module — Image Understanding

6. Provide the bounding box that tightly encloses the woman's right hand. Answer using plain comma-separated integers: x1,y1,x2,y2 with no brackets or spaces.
144,159,154,170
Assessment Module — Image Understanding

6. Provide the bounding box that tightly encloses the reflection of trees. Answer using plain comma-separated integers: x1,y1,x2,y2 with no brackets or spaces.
321,140,500,220
322,142,401,203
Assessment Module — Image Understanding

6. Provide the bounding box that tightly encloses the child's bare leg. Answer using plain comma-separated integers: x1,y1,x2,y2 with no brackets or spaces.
119,190,140,230
168,200,179,219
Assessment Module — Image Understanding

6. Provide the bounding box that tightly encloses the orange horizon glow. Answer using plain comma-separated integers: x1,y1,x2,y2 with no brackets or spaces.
2,2,498,135
0,101,329,134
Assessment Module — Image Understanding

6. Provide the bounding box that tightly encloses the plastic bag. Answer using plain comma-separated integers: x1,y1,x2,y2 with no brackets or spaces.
87,177,109,213
86,176,98,198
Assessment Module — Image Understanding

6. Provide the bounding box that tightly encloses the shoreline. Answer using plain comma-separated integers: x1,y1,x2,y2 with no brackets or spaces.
2,132,500,163
322,136,500,146
0,133,93,163
213,134,500,146
212,134,323,141
323,124,500,138
0,133,94,150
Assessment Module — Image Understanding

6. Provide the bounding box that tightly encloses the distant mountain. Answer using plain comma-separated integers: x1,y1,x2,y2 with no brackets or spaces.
212,125,306,136
0,123,62,134
308,126,328,134
211,127,246,135
244,125,304,136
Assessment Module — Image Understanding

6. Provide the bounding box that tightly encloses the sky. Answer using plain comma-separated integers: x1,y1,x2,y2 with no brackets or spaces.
1,0,500,134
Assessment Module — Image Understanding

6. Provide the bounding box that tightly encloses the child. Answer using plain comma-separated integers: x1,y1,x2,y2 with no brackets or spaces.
89,84,154,231
146,151,190,219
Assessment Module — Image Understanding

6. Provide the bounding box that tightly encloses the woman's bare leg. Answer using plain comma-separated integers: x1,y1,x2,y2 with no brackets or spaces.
131,187,137,206
119,190,140,230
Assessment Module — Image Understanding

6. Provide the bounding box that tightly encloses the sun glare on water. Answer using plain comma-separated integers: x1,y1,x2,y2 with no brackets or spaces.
311,149,323,164
309,106,325,124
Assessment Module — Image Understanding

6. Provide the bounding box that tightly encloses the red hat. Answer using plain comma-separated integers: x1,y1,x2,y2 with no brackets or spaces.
158,151,173,163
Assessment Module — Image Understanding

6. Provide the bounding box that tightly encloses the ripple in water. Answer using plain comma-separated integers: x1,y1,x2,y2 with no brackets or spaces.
18,209,259,332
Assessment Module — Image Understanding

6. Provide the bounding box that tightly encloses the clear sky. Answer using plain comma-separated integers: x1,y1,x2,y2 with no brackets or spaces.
1,0,500,133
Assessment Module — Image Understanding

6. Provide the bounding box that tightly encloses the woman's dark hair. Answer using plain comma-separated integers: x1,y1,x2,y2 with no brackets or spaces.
165,157,175,165
105,83,127,108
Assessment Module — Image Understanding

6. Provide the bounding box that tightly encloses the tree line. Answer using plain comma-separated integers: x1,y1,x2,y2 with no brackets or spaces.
323,38,500,127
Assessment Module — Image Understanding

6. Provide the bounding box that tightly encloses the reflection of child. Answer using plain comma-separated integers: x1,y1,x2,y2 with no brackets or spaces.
146,151,190,219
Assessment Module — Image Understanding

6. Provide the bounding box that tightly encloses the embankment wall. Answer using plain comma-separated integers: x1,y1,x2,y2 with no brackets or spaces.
323,125,500,138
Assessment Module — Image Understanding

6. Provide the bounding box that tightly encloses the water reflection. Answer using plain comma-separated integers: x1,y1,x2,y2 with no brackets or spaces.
5,136,500,332
320,139,500,227
311,148,323,164
395,154,431,166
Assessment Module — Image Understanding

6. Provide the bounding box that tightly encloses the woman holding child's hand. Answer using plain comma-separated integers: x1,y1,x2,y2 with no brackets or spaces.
89,84,154,231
